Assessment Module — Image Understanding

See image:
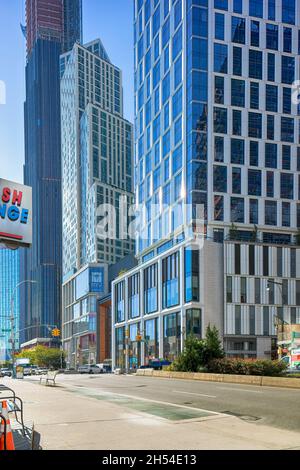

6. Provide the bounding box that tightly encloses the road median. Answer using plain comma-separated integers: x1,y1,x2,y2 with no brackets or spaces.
136,369,300,389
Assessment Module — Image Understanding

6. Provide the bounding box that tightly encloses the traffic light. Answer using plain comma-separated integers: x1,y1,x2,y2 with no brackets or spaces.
52,328,61,338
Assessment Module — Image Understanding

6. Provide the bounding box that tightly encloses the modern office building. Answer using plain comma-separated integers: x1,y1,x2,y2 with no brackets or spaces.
21,0,82,345
62,264,108,367
224,242,300,358
0,248,20,362
60,39,135,365
112,0,300,368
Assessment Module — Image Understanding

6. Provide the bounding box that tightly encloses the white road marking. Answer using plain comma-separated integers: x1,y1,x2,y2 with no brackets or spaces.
173,390,217,399
219,387,263,394
66,384,228,417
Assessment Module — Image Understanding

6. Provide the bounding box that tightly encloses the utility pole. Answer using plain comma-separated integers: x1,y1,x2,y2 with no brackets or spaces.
8,280,37,377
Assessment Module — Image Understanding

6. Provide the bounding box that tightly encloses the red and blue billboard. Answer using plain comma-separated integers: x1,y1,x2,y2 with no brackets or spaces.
0,179,32,247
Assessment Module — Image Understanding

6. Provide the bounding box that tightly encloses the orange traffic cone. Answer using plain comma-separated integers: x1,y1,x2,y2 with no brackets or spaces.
0,401,15,450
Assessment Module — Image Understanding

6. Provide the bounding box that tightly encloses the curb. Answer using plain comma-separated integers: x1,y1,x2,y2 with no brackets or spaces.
136,369,300,389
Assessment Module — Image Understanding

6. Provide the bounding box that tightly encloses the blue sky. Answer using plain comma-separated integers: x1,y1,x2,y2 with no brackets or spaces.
0,0,134,184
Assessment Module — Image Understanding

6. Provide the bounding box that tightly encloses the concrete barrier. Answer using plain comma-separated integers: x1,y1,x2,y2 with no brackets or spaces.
222,374,262,386
170,372,194,380
261,376,300,389
136,369,300,389
193,372,224,383
153,370,170,378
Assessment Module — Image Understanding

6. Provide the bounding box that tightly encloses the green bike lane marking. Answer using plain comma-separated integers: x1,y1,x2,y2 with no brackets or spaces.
63,384,228,422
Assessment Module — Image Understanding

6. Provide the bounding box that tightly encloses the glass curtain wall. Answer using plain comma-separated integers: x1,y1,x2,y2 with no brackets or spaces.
163,312,181,361
129,322,141,369
144,318,159,364
144,264,158,314
162,252,180,309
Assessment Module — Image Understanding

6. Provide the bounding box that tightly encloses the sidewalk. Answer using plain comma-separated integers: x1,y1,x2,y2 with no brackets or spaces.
4,378,300,450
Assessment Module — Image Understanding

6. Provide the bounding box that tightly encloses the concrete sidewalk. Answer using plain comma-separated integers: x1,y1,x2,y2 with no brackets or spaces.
3,378,300,450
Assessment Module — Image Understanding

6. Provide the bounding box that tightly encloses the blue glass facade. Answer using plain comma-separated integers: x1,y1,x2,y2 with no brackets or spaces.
21,1,82,345
0,249,19,361
113,0,300,368
134,0,300,257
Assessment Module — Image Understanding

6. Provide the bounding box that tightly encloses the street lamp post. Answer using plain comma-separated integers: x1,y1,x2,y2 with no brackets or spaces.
10,280,37,378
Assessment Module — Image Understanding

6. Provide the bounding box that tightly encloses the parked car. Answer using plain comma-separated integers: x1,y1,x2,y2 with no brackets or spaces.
148,359,171,370
30,365,39,375
96,363,112,374
286,364,300,374
23,367,32,376
78,364,110,374
78,364,96,374
0,368,12,377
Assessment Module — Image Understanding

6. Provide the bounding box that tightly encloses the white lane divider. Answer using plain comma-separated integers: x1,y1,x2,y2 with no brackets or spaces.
173,390,217,398
219,387,263,394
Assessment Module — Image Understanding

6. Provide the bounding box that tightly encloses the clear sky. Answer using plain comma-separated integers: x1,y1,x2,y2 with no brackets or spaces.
0,0,134,184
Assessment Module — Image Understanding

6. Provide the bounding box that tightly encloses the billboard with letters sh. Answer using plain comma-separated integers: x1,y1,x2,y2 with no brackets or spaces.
0,179,32,248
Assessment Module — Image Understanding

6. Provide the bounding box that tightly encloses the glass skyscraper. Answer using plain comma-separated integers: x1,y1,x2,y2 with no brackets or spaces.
0,248,20,362
21,0,82,345
60,39,134,367
134,0,299,256
112,0,300,368
60,39,134,278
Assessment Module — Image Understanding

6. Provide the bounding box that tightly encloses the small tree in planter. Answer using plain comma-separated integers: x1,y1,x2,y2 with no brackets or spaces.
203,324,225,364
170,325,224,372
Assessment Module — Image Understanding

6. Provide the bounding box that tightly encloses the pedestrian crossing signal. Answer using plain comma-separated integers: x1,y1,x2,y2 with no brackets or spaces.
52,328,60,337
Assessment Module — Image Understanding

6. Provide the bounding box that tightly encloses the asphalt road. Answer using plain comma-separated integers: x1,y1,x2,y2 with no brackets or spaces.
53,373,300,433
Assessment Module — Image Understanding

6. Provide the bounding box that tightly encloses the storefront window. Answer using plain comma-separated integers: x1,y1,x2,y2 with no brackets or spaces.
186,309,202,339
115,327,125,369
129,323,141,370
163,312,181,361
144,318,159,364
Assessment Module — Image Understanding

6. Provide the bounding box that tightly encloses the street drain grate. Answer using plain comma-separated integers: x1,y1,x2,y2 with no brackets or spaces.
222,411,261,422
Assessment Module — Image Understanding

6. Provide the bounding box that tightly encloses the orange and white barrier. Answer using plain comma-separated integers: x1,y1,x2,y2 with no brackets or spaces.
0,401,15,450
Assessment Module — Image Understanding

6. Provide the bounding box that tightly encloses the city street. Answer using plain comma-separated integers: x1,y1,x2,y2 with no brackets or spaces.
3,374,300,450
